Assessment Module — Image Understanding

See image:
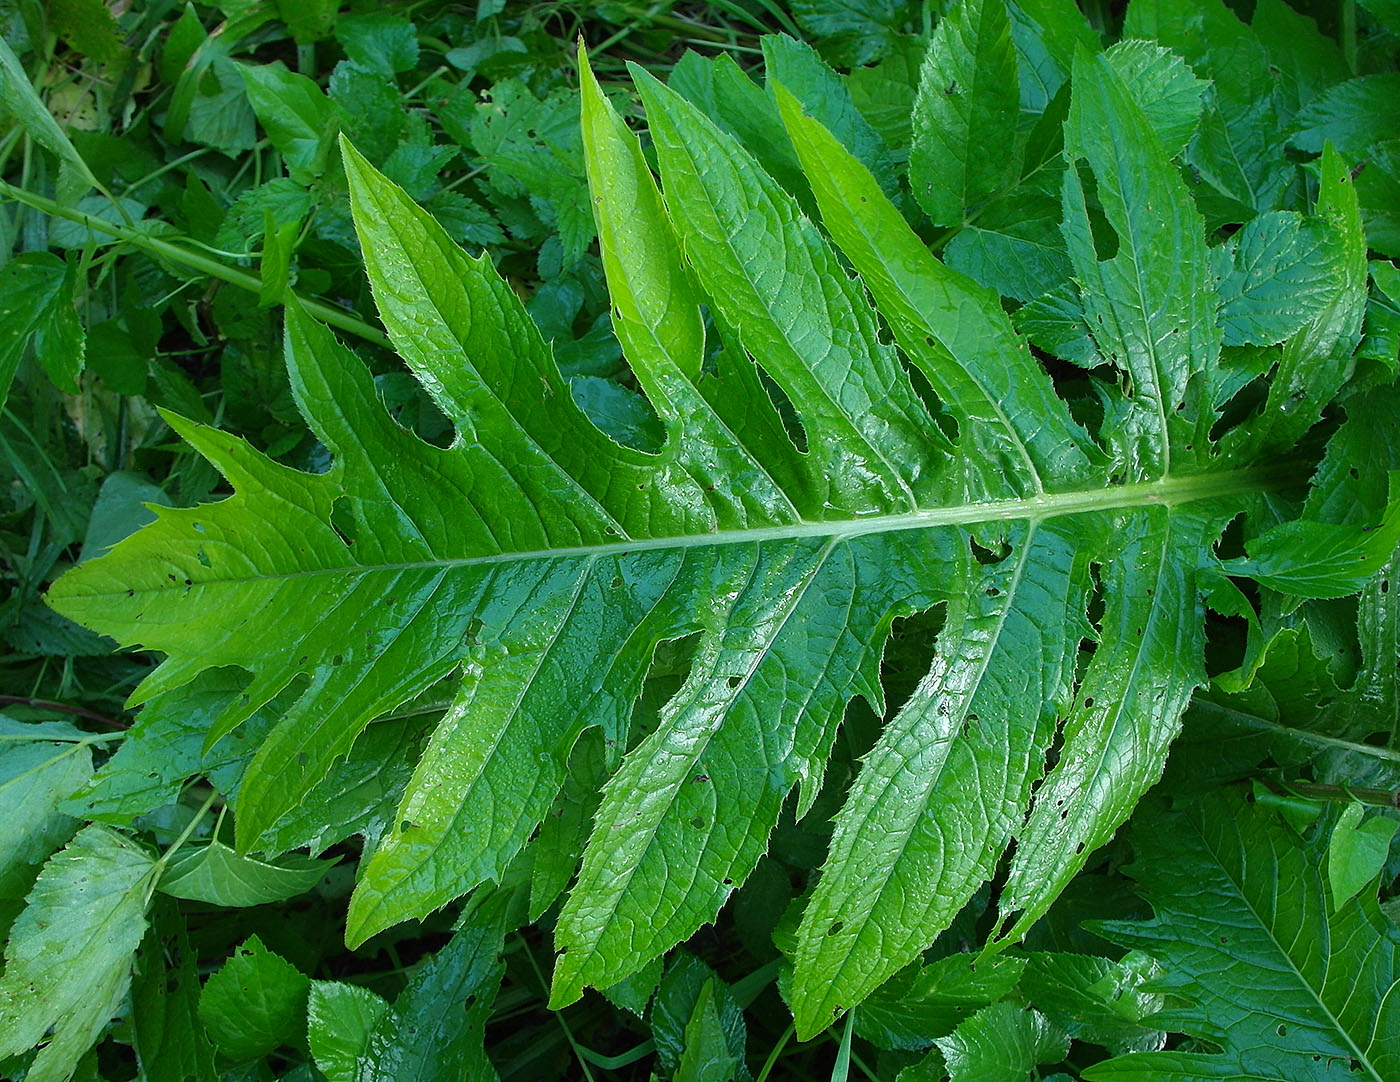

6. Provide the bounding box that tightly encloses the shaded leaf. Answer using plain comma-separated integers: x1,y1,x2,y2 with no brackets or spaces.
158,839,335,906
198,935,310,1062
1088,792,1400,1082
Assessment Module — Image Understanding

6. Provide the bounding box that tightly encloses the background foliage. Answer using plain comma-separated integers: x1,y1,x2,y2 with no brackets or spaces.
2,0,1399,1080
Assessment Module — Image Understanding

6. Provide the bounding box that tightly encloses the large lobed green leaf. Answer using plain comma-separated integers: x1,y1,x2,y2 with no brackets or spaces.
42,31,1381,1044
1087,792,1400,1082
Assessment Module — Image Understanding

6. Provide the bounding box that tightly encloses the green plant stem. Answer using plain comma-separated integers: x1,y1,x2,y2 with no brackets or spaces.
516,933,598,1082
0,178,390,348
753,1023,795,1082
830,1008,855,1082
156,788,220,871
1284,780,1400,808
0,694,128,730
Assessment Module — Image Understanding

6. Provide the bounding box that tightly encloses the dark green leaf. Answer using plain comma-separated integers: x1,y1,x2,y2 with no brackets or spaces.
0,253,84,405
198,935,310,1061
855,954,1027,1050
1088,792,1400,1082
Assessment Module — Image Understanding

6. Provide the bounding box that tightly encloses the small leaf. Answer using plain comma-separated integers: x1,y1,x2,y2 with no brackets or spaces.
675,980,740,1082
1103,39,1206,157
910,0,1021,226
1223,474,1400,599
855,954,1027,1050
0,722,92,901
943,186,1070,304
934,1002,1070,1082
1328,803,1399,911
307,982,390,1082
652,954,747,1076
1019,952,1166,1056
334,14,419,76
0,253,85,407
1290,74,1400,158
239,62,340,185
1215,211,1348,346
198,936,309,1061
158,839,335,906
319,911,506,1082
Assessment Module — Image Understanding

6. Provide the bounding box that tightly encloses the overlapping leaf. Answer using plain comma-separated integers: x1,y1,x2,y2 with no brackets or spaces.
1087,792,1400,1082
43,28,1374,1043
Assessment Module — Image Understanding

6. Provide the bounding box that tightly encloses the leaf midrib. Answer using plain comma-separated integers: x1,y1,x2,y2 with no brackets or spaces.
71,469,1272,600
1185,814,1385,1081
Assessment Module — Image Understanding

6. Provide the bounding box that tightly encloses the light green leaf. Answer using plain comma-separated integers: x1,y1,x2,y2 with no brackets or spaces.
1237,144,1368,454
934,1002,1070,1082
198,935,310,1062
42,41,1341,1041
1103,39,1206,157
1215,211,1349,347
0,722,92,900
158,839,335,906
0,35,99,197
0,825,157,1082
1087,791,1400,1082
1126,0,1297,221
258,209,299,306
239,62,339,185
910,0,1021,226
307,982,390,1082
788,519,1091,1037
667,51,815,217
1061,46,1221,476
1223,475,1400,599
761,33,897,197
632,66,943,514
777,87,1099,495
0,253,85,406
999,506,1218,943
1328,803,1400,911
1013,283,1100,368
